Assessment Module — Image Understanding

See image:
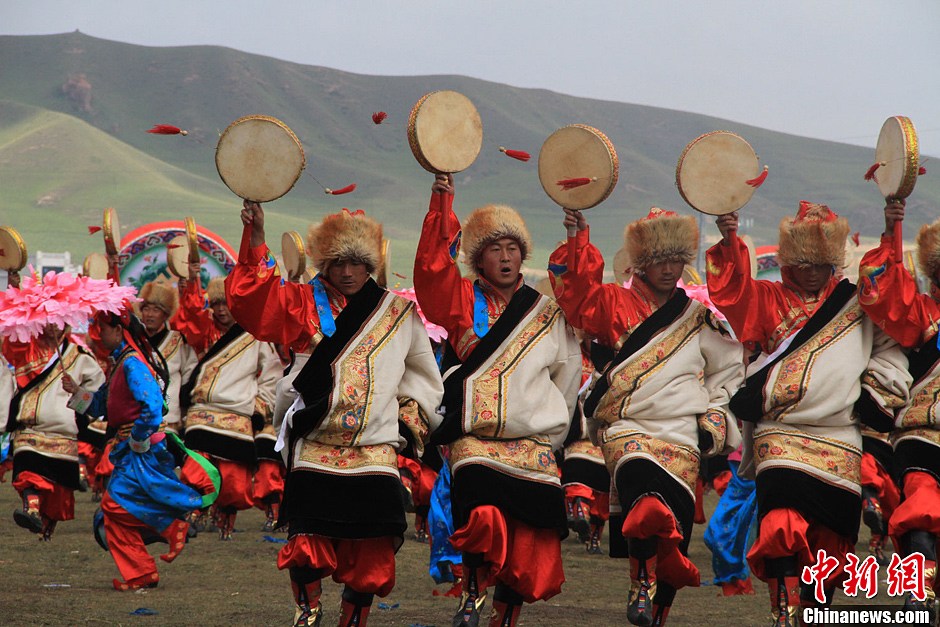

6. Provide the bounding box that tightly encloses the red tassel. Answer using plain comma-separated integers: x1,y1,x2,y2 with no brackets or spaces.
745,166,769,188
556,177,595,191
372,112,388,125
851,232,860,246
146,124,188,136
342,208,365,216
393,272,409,280
919,166,927,176
88,226,102,235
498,146,531,162
864,162,882,181
325,184,356,195
166,243,182,250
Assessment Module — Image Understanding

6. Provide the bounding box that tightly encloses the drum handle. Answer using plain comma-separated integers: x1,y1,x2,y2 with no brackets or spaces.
894,221,902,263
567,226,578,268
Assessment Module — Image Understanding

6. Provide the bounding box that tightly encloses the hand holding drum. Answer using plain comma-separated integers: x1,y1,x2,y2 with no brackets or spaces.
216,115,306,203
538,125,619,267
867,116,920,262
407,90,483,238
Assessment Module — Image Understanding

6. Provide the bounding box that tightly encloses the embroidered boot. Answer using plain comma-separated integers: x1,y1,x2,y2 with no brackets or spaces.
902,531,938,625
39,516,57,542
627,537,658,627
13,489,42,534
587,517,605,555
338,587,373,627
262,500,279,532
289,568,323,627
217,507,237,541
159,519,190,563
571,496,591,543
488,584,523,627
414,513,429,543
453,556,487,627
765,556,801,627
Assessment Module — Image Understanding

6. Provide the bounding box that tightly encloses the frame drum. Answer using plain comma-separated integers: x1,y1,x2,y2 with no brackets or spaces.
377,239,390,288
874,116,919,200
216,115,306,202
0,226,27,271
103,207,121,256
185,217,200,264
166,234,191,279
676,131,762,216
408,91,483,174
612,248,633,285
82,252,110,280
281,231,306,283
538,125,619,210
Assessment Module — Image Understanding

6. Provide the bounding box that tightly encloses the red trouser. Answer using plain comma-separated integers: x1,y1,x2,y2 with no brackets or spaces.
253,459,285,506
101,493,184,584
12,470,74,521
278,534,398,597
212,458,254,511
621,495,700,589
450,505,565,603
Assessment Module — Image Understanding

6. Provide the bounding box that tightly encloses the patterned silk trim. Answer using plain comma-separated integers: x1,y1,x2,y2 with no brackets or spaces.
601,430,700,495
891,427,940,448
296,441,398,473
190,333,256,405
753,427,861,486
450,434,560,482
185,409,253,440
899,381,940,429
12,428,79,460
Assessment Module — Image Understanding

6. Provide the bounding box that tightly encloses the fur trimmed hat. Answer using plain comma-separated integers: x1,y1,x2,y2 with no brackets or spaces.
625,207,698,270
206,277,226,305
916,219,940,280
461,204,531,272
306,209,383,273
776,201,850,268
136,278,179,318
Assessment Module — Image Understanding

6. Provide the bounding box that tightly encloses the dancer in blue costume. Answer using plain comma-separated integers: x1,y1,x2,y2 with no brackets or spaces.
704,458,758,596
64,307,219,591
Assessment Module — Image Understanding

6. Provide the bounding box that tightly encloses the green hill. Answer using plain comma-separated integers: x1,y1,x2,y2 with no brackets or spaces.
1,31,938,283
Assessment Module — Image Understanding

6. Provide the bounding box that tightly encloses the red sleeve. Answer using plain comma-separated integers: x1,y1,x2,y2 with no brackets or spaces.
2,338,53,387
547,228,641,346
224,226,321,353
859,234,940,348
705,236,783,348
170,273,217,356
413,191,475,354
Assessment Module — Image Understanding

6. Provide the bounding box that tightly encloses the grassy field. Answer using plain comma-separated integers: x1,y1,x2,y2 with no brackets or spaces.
0,475,913,626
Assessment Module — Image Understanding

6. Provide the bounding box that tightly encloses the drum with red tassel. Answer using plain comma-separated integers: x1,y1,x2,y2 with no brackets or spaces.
216,115,306,203
675,131,766,217
868,116,920,262
538,124,620,266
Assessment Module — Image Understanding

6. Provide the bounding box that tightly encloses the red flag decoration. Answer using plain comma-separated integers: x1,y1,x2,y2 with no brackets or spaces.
864,162,883,182
851,232,860,246
498,146,531,162
745,166,769,188
325,184,356,195
87,226,102,235
556,177,595,191
146,124,188,136
372,112,388,125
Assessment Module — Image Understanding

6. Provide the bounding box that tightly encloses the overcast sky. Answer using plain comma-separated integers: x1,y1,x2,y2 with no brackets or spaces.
4,0,940,152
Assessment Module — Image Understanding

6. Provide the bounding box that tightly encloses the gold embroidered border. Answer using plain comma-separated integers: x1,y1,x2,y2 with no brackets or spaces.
160,332,183,361
398,398,431,453
317,296,412,447
12,429,78,459
190,333,256,405
601,430,700,494
766,304,862,422
468,300,562,438
565,439,604,461
593,306,703,424
185,409,253,439
891,427,940,448
17,345,81,426
899,383,940,429
450,434,560,480
753,428,861,483
296,441,398,472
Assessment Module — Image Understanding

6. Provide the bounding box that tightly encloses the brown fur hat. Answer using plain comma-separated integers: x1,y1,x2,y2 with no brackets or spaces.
206,277,226,305
776,201,850,268
917,219,940,280
136,278,179,318
625,207,698,270
461,204,531,272
306,209,383,273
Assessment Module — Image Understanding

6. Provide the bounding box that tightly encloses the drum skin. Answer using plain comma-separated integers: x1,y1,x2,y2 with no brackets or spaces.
407,91,483,174
281,231,306,283
103,207,121,256
875,116,919,200
216,115,306,203
0,226,27,271
538,124,619,211
676,131,761,216
166,234,191,279
82,252,110,280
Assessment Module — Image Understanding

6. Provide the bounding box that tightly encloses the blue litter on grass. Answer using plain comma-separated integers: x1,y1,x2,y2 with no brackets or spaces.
130,608,158,616
377,602,400,610
261,535,287,544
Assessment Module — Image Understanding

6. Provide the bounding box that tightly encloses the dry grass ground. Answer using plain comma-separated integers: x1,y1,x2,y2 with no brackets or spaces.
0,480,908,626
